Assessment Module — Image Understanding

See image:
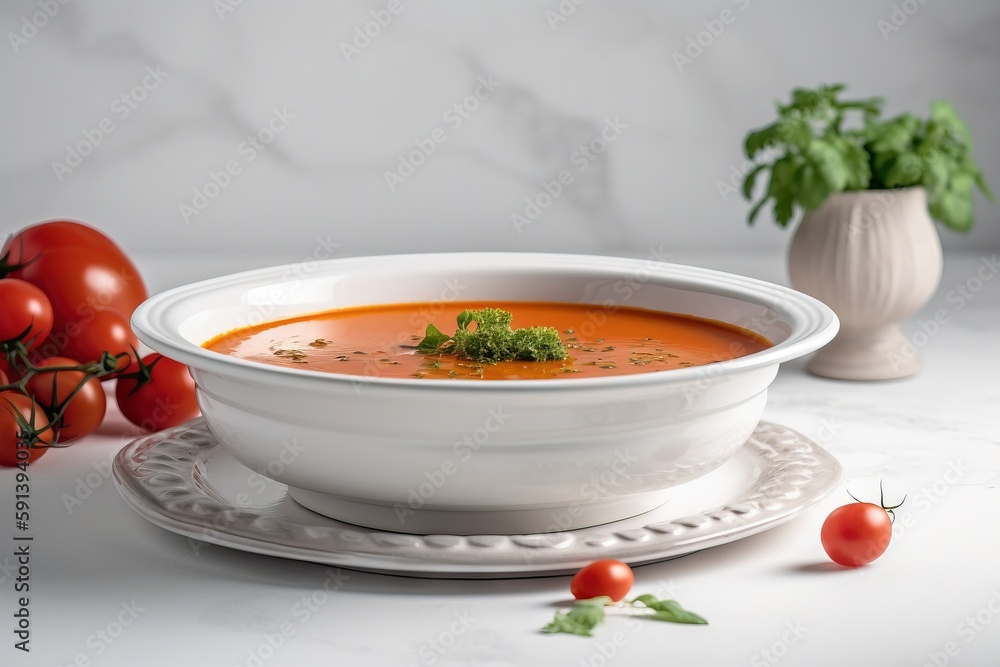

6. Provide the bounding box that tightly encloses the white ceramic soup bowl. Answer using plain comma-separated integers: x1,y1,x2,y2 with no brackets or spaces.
131,253,837,535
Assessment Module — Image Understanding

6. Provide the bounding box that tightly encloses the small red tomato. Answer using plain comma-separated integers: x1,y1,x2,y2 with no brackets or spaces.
0,366,8,386
0,391,52,467
58,309,138,373
570,559,635,602
24,356,106,443
821,503,894,567
0,278,53,351
115,354,200,431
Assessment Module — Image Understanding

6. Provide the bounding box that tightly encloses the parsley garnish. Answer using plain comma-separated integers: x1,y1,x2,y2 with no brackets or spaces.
418,308,567,363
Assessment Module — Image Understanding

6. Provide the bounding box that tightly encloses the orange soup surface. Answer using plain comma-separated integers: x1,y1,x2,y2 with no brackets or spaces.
203,302,772,380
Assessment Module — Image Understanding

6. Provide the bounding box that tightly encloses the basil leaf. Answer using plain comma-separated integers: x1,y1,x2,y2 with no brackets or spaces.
632,595,708,625
738,84,991,232
541,603,606,637
742,163,767,200
805,138,850,192
456,310,474,331
417,324,451,351
745,123,779,159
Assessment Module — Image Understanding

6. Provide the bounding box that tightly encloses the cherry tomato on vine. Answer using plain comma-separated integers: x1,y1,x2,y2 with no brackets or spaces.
2,221,147,359
0,391,51,467
821,487,905,567
0,278,53,351
0,367,8,386
570,560,635,602
115,354,200,431
0,357,20,383
59,309,138,373
24,356,106,443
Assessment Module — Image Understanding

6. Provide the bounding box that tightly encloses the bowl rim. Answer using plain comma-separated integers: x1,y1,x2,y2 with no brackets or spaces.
131,252,839,392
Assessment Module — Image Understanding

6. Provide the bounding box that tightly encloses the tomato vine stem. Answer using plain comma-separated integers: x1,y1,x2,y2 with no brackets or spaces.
1,337,131,447
846,479,906,523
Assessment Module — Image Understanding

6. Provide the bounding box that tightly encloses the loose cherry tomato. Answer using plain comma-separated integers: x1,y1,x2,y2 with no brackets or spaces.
115,354,200,431
24,356,106,443
57,309,138,373
821,489,904,567
0,391,51,467
570,559,635,602
0,279,53,351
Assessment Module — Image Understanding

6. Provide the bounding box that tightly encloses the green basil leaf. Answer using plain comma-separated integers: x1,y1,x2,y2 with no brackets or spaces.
805,138,849,191
541,603,606,636
884,152,923,188
930,100,972,145
776,115,812,149
745,123,779,159
456,310,474,331
631,595,708,625
746,195,770,226
742,164,767,200
417,324,451,351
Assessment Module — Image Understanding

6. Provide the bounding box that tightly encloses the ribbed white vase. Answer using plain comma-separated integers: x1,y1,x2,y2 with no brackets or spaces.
788,187,942,380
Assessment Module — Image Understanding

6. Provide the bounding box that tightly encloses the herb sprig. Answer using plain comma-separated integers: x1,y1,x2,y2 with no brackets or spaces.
742,83,993,232
541,595,708,637
418,308,567,363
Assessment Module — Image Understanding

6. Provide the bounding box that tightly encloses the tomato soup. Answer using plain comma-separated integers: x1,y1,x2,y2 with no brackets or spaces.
203,302,772,380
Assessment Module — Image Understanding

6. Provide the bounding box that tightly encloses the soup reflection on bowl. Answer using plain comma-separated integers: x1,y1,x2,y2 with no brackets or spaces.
131,253,838,535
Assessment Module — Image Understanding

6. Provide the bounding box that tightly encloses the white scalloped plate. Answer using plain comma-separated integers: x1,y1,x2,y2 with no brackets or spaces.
112,419,841,578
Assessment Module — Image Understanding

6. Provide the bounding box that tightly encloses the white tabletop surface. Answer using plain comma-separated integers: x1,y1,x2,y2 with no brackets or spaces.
3,251,998,667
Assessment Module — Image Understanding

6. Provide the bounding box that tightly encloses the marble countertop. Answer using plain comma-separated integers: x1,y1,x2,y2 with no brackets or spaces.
3,251,998,667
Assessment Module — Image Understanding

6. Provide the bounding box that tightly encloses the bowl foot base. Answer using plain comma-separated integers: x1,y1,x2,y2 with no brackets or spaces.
287,487,672,535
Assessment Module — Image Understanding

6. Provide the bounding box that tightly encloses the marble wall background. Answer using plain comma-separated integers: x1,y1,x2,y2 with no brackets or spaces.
3,0,998,261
